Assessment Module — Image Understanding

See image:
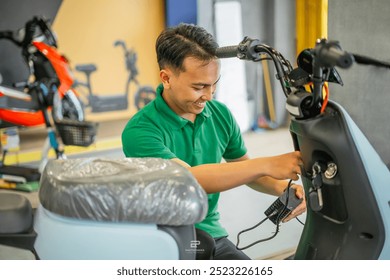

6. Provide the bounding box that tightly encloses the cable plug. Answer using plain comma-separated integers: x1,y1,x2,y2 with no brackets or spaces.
264,187,303,224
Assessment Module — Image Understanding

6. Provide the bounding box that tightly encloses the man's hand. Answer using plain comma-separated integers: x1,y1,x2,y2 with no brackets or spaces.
262,151,303,181
283,183,306,222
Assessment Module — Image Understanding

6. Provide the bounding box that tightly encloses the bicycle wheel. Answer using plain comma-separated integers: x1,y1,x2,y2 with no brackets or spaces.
134,86,156,111
53,89,85,121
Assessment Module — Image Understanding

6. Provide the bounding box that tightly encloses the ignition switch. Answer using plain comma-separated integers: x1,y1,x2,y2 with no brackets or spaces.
324,162,338,179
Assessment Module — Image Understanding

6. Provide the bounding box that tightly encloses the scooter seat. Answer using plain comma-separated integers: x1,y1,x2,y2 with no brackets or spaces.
75,64,97,75
38,157,208,226
34,158,208,259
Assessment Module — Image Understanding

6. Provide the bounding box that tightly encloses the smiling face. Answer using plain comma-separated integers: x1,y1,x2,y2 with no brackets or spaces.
160,56,221,122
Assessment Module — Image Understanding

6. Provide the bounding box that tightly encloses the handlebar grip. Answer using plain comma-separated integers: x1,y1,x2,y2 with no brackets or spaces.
215,45,239,58
317,46,354,69
0,31,14,41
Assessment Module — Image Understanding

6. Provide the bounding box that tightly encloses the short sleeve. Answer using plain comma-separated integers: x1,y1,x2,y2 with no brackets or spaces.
222,109,247,160
122,119,176,160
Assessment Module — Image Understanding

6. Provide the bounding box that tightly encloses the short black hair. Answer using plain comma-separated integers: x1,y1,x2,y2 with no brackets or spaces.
156,23,219,72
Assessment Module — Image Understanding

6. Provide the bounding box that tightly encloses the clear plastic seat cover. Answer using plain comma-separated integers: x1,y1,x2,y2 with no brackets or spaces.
39,158,208,226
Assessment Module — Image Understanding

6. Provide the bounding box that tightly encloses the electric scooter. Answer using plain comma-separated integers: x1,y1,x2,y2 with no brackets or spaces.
73,40,156,113
288,40,390,259
0,16,98,176
216,37,390,259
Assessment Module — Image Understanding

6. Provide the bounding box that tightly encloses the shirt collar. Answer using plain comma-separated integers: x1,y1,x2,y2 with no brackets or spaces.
155,84,212,129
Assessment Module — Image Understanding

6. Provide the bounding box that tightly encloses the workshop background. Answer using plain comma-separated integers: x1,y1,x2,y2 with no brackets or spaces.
0,0,388,260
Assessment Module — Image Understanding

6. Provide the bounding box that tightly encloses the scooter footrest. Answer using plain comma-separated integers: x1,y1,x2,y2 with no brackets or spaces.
0,231,37,251
0,165,40,182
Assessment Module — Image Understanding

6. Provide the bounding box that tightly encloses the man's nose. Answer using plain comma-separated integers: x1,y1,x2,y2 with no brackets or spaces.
203,86,215,101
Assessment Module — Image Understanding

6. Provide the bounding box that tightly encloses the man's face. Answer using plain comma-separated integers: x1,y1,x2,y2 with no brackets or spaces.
160,56,220,122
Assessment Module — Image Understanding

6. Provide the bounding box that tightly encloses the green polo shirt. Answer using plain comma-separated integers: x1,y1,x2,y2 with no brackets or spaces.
122,84,247,238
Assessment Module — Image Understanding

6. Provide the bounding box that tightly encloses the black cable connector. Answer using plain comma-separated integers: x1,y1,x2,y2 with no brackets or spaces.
265,187,303,225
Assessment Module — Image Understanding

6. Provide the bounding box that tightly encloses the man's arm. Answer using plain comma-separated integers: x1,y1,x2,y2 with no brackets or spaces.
172,152,306,221
171,151,302,194
229,154,306,222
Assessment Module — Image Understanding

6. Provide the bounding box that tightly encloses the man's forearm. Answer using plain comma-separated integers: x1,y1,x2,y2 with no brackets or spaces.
246,176,288,196
171,151,302,194
189,159,266,193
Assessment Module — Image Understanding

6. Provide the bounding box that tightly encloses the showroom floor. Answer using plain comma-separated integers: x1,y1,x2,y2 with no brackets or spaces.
0,120,304,260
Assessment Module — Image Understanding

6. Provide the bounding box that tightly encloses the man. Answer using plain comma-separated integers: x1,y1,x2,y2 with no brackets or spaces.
122,23,306,260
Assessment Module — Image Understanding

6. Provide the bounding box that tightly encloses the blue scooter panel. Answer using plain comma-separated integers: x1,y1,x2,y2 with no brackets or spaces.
34,205,181,260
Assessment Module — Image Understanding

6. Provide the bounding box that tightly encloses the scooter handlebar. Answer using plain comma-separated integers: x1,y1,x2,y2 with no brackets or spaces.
216,37,262,61
215,45,240,58
0,30,20,46
315,40,354,69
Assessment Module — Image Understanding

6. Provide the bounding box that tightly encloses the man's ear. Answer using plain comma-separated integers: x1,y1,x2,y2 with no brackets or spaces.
160,69,171,89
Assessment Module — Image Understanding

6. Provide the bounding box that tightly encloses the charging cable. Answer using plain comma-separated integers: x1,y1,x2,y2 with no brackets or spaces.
236,180,302,250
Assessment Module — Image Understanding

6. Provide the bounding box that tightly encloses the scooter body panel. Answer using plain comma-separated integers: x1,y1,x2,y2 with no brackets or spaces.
0,85,46,126
291,101,389,259
33,41,75,96
338,103,390,259
0,108,46,126
34,205,180,260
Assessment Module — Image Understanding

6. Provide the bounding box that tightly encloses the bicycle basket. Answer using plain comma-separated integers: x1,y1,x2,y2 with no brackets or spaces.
55,119,98,147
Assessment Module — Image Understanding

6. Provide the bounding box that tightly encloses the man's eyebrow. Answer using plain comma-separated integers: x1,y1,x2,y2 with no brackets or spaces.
192,76,221,87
